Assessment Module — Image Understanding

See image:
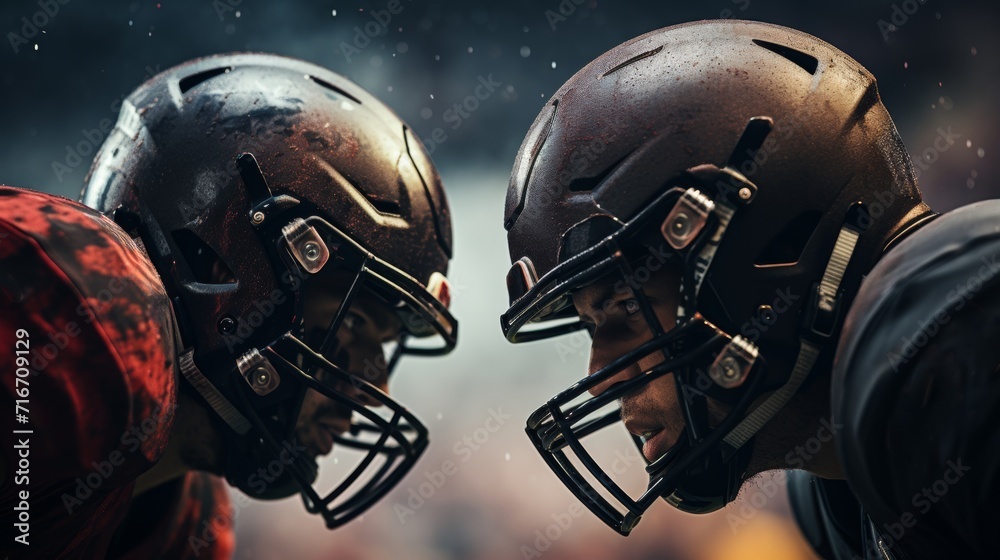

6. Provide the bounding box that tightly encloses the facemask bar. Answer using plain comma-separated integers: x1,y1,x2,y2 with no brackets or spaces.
506,168,768,534
299,216,457,355
502,186,695,342
291,217,453,459
526,314,767,534
229,168,455,527
330,333,414,455
230,331,429,528
264,216,450,526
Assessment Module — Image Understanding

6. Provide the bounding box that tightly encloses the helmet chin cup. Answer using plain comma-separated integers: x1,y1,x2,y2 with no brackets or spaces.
226,434,317,501
661,438,754,514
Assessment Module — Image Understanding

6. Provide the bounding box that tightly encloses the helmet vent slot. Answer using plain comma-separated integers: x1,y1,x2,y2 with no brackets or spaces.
567,151,632,193
601,45,664,78
307,75,363,105
179,66,232,94
754,211,822,267
360,190,401,215
505,101,558,230
751,39,818,75
172,228,237,284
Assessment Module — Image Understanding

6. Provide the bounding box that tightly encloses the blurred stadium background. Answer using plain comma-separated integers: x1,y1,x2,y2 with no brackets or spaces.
2,1,998,558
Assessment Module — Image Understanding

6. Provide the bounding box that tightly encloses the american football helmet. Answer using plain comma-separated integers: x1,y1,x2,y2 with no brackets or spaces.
501,20,931,534
82,53,456,528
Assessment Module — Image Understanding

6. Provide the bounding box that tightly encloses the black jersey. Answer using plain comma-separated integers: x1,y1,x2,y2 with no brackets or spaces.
790,200,1000,559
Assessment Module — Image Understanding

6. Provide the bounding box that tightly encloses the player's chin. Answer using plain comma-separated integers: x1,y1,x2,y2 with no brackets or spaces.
299,430,336,460
315,432,336,458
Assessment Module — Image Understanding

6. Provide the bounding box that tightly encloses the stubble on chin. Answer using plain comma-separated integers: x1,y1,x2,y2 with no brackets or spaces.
619,379,686,444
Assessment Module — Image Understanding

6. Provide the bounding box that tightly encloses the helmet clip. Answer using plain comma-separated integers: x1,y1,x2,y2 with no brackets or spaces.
282,218,330,274
708,335,758,389
661,188,715,250
236,348,281,396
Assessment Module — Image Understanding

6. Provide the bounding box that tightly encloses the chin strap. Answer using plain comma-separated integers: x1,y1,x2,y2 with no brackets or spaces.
723,340,820,449
165,296,252,436
722,221,861,450
178,349,252,435
130,228,254,438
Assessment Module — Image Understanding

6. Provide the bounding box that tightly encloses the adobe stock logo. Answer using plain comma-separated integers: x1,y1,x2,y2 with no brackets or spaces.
888,254,1000,372
418,75,502,156
6,0,71,54
878,0,933,42
544,0,588,31
338,0,410,63
879,459,970,552
392,407,511,524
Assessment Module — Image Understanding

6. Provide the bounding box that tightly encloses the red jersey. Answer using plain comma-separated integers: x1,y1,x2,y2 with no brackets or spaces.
0,186,233,559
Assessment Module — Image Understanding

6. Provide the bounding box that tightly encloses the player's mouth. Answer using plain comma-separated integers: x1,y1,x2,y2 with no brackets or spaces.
638,428,672,463
314,416,352,457
623,418,674,463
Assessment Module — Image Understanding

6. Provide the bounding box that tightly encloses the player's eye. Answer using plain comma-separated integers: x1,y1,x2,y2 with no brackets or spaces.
624,298,641,316
343,312,366,332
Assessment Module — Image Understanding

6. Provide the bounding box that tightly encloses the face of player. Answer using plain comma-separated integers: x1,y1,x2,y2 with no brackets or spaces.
295,272,403,460
570,263,727,463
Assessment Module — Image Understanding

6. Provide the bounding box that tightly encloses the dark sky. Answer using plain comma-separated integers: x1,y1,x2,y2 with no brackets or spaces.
1,0,998,211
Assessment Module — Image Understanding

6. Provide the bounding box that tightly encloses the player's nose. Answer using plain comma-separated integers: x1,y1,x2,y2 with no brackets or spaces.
345,342,390,407
586,329,644,397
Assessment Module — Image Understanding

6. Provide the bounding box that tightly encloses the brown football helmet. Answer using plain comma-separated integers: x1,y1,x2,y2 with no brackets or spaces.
501,21,931,534
82,53,457,529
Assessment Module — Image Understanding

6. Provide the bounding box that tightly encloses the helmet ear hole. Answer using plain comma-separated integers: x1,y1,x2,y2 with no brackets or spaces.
754,210,822,267
171,228,237,284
